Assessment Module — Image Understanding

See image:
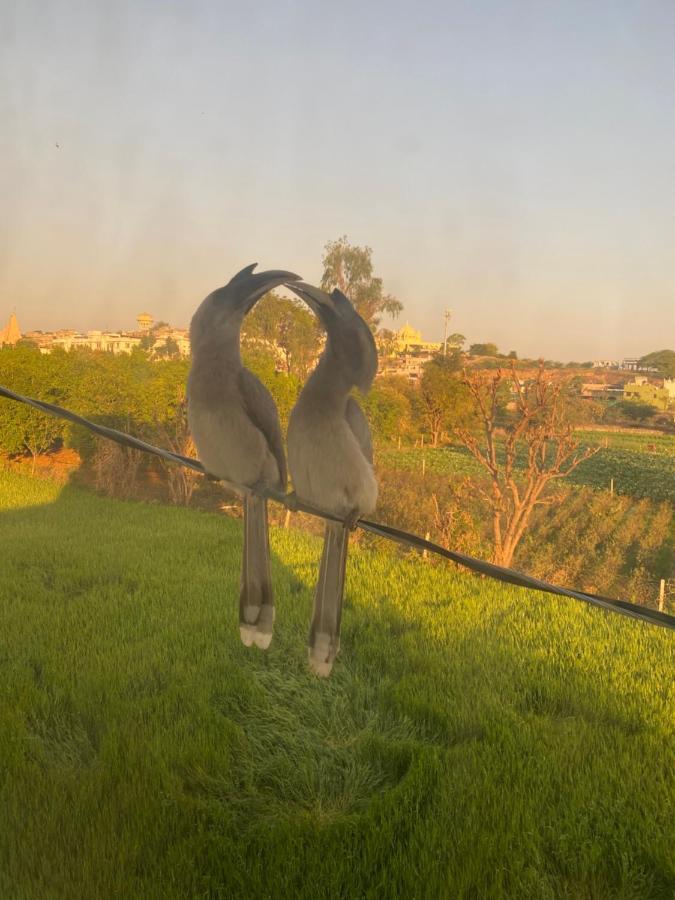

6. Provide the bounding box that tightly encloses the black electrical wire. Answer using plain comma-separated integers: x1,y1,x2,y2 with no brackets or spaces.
1,384,673,632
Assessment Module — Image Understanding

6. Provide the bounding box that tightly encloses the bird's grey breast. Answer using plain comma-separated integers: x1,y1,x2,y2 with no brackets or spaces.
288,401,377,517
187,363,280,488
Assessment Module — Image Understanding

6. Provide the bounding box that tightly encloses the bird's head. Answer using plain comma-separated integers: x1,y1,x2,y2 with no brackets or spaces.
285,282,377,392
190,264,301,351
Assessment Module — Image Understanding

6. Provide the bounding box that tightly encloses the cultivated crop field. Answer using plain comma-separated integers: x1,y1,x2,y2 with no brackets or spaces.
379,431,675,504
1,471,674,898
567,448,675,504
576,430,675,454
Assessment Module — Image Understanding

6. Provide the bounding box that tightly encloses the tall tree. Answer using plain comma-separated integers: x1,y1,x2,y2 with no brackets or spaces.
0,347,66,471
243,292,319,379
320,236,402,328
154,337,181,360
418,354,472,446
446,333,466,351
455,364,600,567
469,342,499,357
375,328,398,358
360,376,412,443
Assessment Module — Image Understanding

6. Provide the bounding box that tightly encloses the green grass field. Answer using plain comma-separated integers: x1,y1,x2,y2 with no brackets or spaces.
1,471,674,899
378,432,675,504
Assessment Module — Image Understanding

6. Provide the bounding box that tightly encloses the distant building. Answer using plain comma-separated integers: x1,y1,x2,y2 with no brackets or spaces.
51,331,142,354
373,321,443,381
136,312,154,331
0,312,21,346
581,383,610,399
23,330,61,354
623,377,675,411
393,322,441,355
379,354,430,382
581,382,625,400
10,310,191,359
620,357,659,373
146,326,191,358
593,358,658,373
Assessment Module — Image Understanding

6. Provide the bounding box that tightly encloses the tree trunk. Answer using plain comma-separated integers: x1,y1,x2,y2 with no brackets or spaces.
495,541,515,569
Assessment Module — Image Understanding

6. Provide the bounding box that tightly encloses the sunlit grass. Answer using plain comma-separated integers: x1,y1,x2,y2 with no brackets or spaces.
0,467,64,509
1,471,673,898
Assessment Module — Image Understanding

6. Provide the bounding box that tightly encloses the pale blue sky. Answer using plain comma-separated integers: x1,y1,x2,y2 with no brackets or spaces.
2,0,674,360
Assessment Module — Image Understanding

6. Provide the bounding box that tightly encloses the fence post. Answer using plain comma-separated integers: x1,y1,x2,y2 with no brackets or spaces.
422,456,426,477
610,477,614,495
659,579,665,612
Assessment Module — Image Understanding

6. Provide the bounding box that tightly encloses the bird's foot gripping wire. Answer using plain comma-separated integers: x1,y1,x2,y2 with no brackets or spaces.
284,490,300,512
345,507,361,532
244,479,268,499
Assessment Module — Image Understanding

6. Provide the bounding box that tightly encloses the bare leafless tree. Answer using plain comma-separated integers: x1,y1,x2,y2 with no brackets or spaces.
153,399,200,506
430,479,483,556
456,363,600,567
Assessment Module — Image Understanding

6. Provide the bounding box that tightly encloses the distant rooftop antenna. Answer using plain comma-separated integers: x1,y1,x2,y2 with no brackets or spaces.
443,308,453,356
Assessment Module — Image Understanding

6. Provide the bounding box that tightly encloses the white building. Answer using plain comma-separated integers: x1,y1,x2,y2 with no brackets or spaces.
51,331,142,354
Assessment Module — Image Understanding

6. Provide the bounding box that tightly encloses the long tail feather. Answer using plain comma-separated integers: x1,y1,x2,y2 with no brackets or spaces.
240,493,274,649
308,521,350,677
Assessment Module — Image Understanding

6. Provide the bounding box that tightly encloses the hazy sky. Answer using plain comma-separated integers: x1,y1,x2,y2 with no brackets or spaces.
2,0,674,360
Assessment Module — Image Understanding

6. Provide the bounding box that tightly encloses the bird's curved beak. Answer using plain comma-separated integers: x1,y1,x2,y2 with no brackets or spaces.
285,281,335,317
239,268,302,313
211,264,302,313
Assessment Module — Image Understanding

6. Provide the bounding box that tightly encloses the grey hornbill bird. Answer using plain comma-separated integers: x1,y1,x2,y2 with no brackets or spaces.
284,282,378,676
187,264,300,649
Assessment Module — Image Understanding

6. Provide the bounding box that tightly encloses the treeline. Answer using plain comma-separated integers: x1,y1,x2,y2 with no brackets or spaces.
0,343,417,455
0,342,672,602
0,343,423,513
0,346,188,461
0,346,202,504
0,331,481,463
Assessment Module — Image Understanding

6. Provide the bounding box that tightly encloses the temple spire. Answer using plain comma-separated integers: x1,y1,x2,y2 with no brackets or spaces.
0,312,21,346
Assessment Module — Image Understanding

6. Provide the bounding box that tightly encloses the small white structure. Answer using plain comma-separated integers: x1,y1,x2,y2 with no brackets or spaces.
51,331,142,354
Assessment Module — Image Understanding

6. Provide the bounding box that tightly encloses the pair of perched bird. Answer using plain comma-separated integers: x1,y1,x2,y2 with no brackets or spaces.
187,265,378,676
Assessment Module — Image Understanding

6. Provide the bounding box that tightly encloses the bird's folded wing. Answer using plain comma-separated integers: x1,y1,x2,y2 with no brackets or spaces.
238,368,288,487
345,396,374,464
